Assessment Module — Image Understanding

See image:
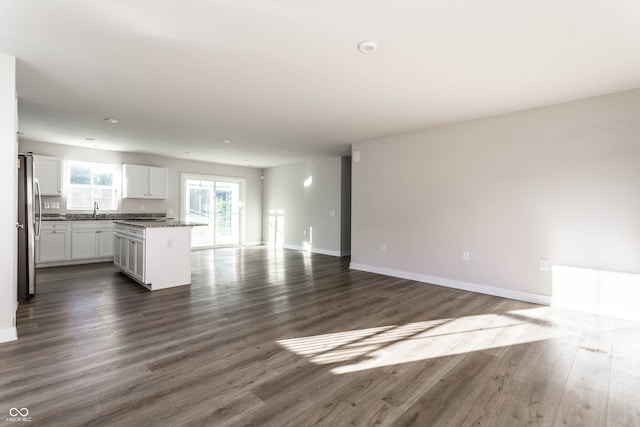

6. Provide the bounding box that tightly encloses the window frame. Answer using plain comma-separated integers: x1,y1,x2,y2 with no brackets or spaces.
66,160,119,211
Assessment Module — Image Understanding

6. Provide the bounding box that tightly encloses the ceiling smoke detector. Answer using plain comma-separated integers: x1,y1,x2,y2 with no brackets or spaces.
357,40,378,53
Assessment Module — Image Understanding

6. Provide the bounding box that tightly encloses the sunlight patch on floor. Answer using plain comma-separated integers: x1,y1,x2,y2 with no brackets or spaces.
277,308,570,374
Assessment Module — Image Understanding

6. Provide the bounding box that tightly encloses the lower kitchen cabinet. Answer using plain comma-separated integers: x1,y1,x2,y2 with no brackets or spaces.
114,230,145,283
37,220,114,267
71,221,114,260
114,222,192,290
37,222,71,263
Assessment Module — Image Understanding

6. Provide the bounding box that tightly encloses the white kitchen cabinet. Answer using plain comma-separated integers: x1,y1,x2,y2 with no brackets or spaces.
114,222,191,290
33,155,63,196
71,221,115,260
122,164,168,199
113,233,130,270
114,224,146,283
127,238,145,283
37,222,71,263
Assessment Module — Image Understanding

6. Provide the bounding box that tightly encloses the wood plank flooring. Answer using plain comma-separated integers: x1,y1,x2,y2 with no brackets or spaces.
1,247,639,426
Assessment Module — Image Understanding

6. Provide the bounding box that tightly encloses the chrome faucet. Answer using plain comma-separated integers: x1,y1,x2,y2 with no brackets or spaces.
93,201,99,219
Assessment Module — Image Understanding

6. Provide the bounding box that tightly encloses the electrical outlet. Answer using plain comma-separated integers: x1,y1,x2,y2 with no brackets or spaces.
167,239,173,248
140,204,145,210
539,259,549,271
463,251,470,261
380,243,386,253
53,202,59,209
44,202,50,209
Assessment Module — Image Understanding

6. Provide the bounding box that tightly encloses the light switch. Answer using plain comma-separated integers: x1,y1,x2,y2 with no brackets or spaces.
329,210,336,217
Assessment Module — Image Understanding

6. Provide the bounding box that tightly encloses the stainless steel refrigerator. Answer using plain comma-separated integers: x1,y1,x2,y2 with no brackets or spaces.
17,153,41,301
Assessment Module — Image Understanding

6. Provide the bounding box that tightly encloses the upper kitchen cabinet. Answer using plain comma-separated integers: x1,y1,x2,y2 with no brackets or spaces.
33,155,63,196
122,164,168,199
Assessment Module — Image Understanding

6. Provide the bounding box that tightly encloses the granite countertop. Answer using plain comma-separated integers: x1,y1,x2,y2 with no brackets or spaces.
113,220,206,228
42,213,166,221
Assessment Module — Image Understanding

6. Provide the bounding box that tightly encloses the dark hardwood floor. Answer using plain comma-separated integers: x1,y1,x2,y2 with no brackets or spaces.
1,247,639,426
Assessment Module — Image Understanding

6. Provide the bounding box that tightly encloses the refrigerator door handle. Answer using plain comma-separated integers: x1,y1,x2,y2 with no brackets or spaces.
34,178,42,240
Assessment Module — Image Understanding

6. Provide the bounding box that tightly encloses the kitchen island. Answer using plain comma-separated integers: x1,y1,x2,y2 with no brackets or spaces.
113,220,203,290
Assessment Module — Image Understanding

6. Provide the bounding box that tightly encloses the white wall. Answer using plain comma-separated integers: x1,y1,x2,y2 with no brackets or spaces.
351,89,640,302
0,53,17,342
263,157,348,256
19,140,263,245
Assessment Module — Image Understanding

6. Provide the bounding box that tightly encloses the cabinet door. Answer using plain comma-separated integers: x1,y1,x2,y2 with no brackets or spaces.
134,240,145,281
148,167,168,199
71,229,99,259
113,235,122,268
38,230,69,262
99,229,115,257
115,235,128,269
33,155,62,196
126,239,145,282
122,164,148,198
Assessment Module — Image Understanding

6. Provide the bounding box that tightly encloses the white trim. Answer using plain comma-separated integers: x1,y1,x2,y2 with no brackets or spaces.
180,172,247,247
283,244,342,258
349,263,551,305
283,243,303,251
0,327,17,343
243,241,264,246
37,257,113,268
311,248,341,257
341,250,351,257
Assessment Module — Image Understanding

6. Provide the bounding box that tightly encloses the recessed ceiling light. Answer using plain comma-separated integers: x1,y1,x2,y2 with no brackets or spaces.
184,151,190,154
105,118,119,124
222,139,232,144
242,159,249,162
85,137,96,141
92,144,100,148
283,150,293,154
247,165,254,167
357,40,378,53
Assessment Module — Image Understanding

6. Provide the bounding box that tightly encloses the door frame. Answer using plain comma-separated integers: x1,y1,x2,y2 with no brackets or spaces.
180,172,247,248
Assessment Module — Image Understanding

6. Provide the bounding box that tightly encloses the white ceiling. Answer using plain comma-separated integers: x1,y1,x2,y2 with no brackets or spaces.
1,0,639,168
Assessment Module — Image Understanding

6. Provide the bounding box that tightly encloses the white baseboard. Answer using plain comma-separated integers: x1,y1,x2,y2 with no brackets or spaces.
0,327,17,343
349,262,551,306
283,244,342,258
243,241,264,246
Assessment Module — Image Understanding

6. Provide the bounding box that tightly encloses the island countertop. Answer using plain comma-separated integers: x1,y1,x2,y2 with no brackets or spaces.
113,220,206,228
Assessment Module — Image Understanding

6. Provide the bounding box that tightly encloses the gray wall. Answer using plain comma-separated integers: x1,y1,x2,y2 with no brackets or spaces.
351,89,640,300
340,157,352,255
263,157,349,256
0,53,17,342
19,140,263,245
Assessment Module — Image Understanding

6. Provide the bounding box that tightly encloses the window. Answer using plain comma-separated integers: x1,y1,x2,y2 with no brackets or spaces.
67,161,118,210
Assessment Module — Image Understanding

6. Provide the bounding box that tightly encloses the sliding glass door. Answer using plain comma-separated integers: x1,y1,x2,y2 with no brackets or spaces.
181,174,245,248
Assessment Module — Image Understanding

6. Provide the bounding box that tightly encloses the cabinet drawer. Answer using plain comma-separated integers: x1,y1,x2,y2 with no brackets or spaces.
114,225,145,239
72,220,114,230
41,222,68,231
